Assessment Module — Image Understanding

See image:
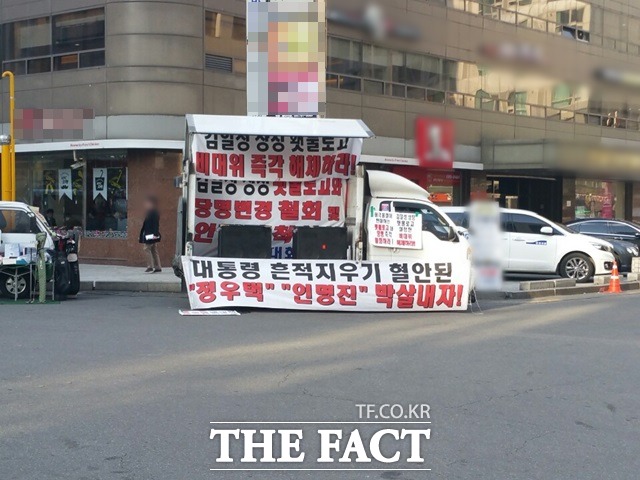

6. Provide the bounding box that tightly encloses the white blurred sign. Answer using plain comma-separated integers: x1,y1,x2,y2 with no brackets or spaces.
469,201,502,291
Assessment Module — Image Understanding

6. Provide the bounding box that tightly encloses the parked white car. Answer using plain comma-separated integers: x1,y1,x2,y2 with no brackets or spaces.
442,207,615,282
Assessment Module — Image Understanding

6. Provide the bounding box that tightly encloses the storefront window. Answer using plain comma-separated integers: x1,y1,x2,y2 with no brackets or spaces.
574,179,625,219
15,149,128,239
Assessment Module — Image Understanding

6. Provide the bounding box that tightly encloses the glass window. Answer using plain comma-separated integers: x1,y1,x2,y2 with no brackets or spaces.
1,17,51,60
79,50,105,68
2,60,26,76
0,209,37,234
54,54,78,71
610,222,637,235
391,51,404,84
15,150,128,239
27,57,51,74
574,179,625,219
363,79,384,95
362,44,388,81
328,37,362,77
446,212,468,228
205,11,246,62
393,202,456,241
404,53,441,89
552,84,573,108
578,221,609,234
52,8,105,54
510,214,551,234
508,91,527,115
86,164,128,237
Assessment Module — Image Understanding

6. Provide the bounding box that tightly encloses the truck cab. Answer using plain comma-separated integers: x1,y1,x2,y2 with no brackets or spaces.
0,201,72,298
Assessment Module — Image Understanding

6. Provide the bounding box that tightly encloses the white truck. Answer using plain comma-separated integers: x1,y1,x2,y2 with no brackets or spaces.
0,201,79,299
174,115,471,311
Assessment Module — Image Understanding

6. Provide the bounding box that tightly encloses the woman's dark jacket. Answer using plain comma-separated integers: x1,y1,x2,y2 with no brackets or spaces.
139,209,161,244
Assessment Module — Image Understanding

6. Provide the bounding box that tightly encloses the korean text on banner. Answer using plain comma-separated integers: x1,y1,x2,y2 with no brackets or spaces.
191,134,361,182
182,257,470,312
190,133,364,257
368,209,423,250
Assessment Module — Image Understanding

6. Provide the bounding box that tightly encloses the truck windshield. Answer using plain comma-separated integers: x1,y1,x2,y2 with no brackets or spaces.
391,202,457,242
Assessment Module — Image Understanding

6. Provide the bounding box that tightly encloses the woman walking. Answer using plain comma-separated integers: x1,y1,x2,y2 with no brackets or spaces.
139,195,162,273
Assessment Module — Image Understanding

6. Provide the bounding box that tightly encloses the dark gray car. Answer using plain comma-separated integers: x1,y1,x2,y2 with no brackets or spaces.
565,219,640,271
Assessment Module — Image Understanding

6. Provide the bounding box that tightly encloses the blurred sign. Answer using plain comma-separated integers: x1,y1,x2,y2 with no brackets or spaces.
469,201,502,292
326,4,420,41
415,117,454,170
15,109,94,141
246,0,326,117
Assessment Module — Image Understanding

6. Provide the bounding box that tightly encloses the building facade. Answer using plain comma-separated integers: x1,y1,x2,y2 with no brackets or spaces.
2,0,640,265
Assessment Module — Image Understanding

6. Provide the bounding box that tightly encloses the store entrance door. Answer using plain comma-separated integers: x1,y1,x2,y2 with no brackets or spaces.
488,176,562,221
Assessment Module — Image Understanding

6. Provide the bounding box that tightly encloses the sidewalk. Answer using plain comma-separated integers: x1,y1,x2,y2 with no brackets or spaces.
80,264,182,293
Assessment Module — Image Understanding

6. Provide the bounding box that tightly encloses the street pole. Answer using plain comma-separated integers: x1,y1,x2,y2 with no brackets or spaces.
0,138,9,201
2,71,15,201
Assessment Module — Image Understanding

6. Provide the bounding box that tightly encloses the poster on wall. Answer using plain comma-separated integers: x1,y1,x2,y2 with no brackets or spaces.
191,133,363,258
43,170,57,196
368,209,423,249
182,257,470,311
58,169,72,200
93,168,107,200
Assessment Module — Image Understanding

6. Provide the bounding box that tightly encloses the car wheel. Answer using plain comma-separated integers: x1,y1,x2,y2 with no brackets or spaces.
560,253,594,283
0,271,30,299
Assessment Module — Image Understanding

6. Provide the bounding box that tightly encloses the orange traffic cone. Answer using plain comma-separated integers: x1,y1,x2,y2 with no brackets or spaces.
606,262,622,294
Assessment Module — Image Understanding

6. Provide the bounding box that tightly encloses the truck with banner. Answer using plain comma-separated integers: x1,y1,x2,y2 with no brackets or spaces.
174,115,472,312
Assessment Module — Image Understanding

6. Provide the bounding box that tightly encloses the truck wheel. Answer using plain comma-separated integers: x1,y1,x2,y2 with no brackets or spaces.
559,253,594,283
0,271,30,299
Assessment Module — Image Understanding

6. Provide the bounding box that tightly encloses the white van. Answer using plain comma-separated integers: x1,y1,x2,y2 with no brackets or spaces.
442,206,614,282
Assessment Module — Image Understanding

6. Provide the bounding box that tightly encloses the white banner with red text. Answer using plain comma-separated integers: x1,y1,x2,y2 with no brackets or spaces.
193,178,346,258
190,133,363,257
191,133,362,182
182,257,470,311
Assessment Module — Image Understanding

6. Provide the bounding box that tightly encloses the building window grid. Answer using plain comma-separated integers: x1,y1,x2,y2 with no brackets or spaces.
327,35,640,131
0,8,105,76
449,0,640,56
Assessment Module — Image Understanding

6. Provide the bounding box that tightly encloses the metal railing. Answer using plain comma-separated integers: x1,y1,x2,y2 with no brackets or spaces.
328,73,640,131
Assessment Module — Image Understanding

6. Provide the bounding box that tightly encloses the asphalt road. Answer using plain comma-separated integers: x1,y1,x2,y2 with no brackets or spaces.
1,292,639,479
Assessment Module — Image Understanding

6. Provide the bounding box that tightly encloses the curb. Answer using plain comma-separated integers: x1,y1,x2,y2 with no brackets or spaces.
80,281,182,293
477,281,640,301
